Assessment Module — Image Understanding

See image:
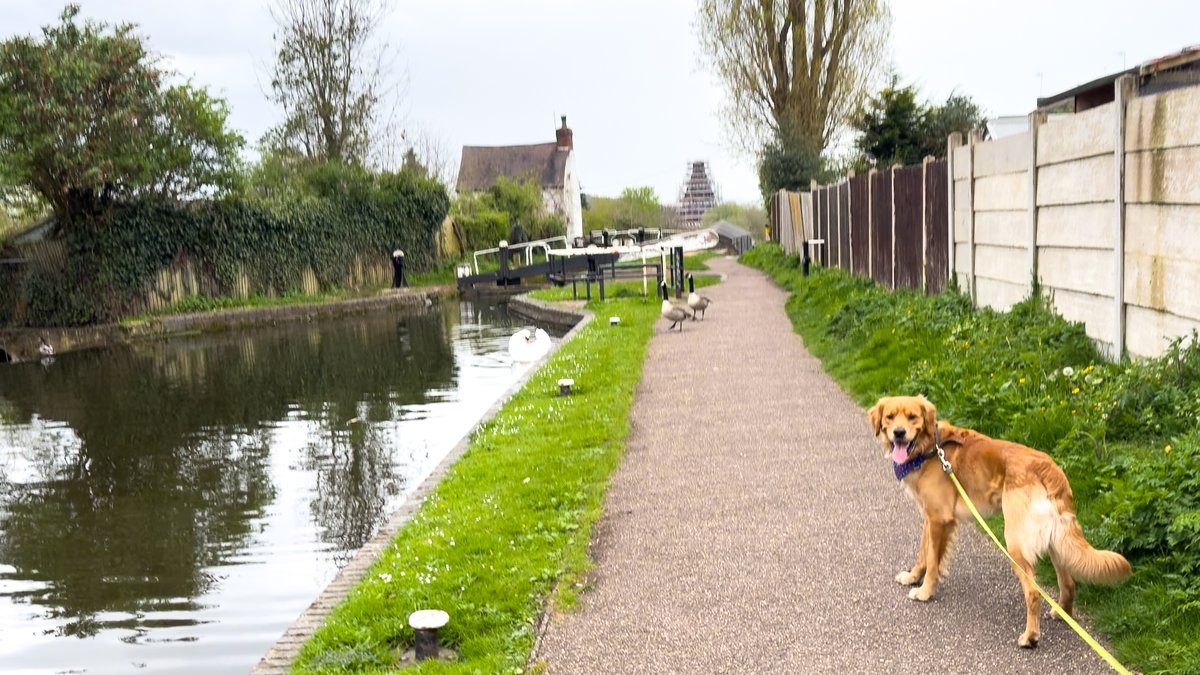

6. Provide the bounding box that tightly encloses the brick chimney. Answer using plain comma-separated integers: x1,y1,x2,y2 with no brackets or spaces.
556,115,573,150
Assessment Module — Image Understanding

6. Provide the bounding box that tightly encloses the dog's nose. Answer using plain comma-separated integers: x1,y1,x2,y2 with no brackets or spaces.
893,428,907,439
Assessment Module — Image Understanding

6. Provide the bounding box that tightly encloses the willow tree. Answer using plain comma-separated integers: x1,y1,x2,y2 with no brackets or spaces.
697,0,892,154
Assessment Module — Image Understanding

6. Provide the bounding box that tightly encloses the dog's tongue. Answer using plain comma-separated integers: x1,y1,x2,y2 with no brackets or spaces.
892,442,910,464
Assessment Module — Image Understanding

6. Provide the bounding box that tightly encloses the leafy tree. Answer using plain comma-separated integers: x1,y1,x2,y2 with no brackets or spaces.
697,0,892,154
852,77,928,166
266,0,396,165
925,93,988,152
758,125,824,199
0,5,244,225
451,177,563,250
615,186,662,230
851,77,988,168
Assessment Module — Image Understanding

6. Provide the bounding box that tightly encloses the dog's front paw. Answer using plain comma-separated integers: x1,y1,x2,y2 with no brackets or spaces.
894,570,921,586
907,586,934,602
1017,631,1039,648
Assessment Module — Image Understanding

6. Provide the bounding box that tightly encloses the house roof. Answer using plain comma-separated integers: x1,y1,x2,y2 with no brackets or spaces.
711,219,751,240
456,142,568,192
1036,45,1200,112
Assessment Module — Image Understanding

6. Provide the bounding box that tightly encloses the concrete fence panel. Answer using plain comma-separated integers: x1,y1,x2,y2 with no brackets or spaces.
1054,288,1116,351
1039,247,1115,296
1126,145,1200,204
1126,87,1200,152
1037,103,1115,165
1036,154,1115,205
1036,203,1115,249
975,173,1029,211
974,211,1027,248
974,132,1030,176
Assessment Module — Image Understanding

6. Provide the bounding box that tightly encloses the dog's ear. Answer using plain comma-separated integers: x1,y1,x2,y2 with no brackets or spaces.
868,399,886,435
917,395,937,434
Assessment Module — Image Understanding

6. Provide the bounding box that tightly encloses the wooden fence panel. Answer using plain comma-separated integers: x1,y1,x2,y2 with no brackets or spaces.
849,175,869,276
925,159,949,294
893,165,924,290
870,171,892,287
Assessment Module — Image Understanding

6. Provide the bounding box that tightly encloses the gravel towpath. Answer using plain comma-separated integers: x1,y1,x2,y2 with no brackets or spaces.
535,256,1116,674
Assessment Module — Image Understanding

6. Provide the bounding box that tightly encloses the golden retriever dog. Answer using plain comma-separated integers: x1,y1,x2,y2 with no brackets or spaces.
868,394,1131,648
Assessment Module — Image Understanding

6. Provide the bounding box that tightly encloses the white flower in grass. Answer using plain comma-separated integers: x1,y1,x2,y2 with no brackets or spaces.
1062,366,1075,377
378,572,392,583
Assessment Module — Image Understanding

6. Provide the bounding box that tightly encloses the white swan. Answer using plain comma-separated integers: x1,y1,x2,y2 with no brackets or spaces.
38,336,55,356
509,327,551,362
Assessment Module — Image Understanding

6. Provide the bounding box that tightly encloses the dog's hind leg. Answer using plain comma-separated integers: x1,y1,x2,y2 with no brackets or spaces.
1049,549,1076,619
1007,546,1042,648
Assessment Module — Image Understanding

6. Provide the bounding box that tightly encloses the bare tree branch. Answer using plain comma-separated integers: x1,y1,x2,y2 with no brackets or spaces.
696,0,891,154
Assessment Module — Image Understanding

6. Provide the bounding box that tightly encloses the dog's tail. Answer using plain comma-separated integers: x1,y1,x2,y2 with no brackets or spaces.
1052,515,1132,585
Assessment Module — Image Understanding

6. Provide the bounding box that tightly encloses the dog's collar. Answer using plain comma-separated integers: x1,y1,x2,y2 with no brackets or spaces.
893,453,927,480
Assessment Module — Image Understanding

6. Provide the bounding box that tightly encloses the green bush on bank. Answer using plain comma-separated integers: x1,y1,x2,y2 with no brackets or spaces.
451,177,565,251
17,166,449,327
742,242,1200,674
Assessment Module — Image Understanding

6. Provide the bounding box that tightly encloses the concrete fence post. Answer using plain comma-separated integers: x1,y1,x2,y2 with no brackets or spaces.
1114,74,1136,359
947,132,962,288
1028,112,1045,294
966,128,983,303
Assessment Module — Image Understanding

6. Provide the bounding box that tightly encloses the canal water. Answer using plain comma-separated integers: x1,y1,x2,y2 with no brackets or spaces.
0,299,545,674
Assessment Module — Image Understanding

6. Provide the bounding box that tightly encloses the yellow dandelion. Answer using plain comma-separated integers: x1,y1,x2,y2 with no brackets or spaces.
1019,377,1026,384
1165,445,1172,454
1072,387,1080,395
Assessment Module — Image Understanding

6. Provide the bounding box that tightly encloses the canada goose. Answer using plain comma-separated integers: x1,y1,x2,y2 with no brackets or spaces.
38,336,54,356
659,282,690,331
509,327,552,362
686,274,712,320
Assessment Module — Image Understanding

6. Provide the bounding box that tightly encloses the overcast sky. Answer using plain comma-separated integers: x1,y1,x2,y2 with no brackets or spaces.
3,1,1198,204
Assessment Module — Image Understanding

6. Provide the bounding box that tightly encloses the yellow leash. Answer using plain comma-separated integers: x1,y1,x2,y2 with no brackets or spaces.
936,445,1131,675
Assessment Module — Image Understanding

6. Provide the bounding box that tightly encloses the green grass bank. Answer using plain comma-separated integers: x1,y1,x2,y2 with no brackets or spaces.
742,243,1200,675
290,289,678,673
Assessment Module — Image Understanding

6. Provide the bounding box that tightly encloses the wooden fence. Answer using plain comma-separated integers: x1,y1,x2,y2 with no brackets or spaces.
804,158,949,294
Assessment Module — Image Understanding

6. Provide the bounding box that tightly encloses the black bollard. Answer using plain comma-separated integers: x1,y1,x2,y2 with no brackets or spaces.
497,240,509,286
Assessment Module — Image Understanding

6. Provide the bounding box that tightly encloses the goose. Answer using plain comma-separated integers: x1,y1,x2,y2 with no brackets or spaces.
659,282,691,331
38,336,55,356
509,327,552,362
686,274,712,320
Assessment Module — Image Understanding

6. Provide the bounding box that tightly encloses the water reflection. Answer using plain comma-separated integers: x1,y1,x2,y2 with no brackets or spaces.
0,299,531,673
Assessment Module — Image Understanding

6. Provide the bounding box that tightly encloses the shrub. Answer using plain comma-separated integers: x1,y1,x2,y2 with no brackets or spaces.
19,168,449,326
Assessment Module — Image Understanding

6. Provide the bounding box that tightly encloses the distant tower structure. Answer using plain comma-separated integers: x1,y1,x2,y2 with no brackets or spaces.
677,160,720,228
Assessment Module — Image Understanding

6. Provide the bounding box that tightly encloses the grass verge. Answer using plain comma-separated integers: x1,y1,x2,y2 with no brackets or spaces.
742,243,1200,675
290,290,672,673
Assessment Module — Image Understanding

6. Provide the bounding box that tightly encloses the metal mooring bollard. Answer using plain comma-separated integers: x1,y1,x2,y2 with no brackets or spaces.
558,378,574,396
408,609,449,661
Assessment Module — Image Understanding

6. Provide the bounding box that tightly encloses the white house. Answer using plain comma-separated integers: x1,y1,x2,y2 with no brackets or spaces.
456,116,584,242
